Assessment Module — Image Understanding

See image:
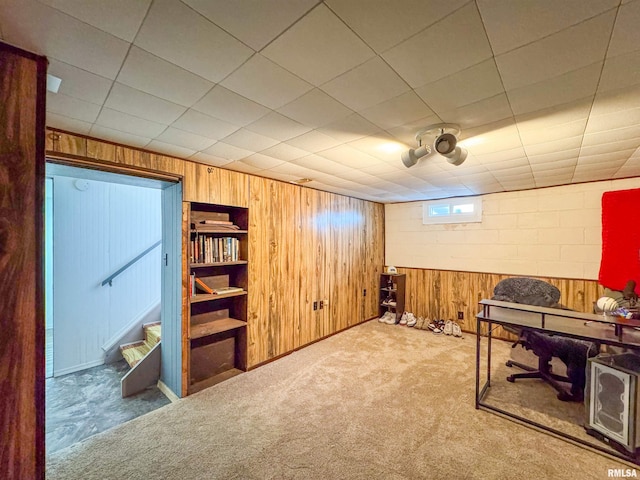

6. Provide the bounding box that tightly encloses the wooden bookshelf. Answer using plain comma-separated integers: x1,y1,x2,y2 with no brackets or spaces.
188,202,248,394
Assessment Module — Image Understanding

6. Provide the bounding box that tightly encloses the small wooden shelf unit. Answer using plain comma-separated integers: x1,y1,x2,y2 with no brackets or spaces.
188,202,248,394
379,273,406,323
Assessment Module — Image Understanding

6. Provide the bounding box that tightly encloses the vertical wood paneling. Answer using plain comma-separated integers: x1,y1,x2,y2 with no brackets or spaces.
184,162,217,203
247,177,271,366
115,145,152,169
364,202,385,319
267,180,301,357
398,267,604,337
0,42,46,480
217,169,249,208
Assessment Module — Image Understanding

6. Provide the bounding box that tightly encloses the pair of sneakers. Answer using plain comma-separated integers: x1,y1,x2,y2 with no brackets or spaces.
440,319,463,337
399,312,417,327
378,311,397,324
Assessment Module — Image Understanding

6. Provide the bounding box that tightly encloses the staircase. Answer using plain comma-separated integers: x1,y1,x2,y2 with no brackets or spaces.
119,322,161,397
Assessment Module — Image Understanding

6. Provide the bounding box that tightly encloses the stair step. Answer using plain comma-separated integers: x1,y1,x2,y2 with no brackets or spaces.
120,341,151,368
144,323,161,347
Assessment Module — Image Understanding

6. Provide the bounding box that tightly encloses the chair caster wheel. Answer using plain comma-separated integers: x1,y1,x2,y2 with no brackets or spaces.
507,376,515,383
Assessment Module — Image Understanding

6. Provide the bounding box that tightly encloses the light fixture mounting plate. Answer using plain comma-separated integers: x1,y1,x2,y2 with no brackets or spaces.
415,123,461,144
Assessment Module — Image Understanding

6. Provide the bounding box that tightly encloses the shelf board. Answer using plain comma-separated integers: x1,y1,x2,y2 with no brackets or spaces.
190,317,246,339
381,287,397,292
191,228,248,234
190,290,247,303
190,261,247,268
189,368,244,394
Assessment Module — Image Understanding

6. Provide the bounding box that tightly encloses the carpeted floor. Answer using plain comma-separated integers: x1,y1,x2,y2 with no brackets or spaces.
46,320,635,479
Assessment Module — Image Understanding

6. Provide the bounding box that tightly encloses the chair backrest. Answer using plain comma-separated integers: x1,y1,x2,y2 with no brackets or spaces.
492,277,560,307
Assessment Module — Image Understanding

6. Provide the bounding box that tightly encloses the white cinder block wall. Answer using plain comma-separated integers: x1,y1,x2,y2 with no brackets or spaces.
385,178,640,280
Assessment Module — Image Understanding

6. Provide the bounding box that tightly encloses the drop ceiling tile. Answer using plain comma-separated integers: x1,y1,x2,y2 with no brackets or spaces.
192,86,269,127
104,83,187,125
518,119,588,146
582,124,640,146
0,0,129,79
191,152,234,167
581,138,640,157
47,59,113,104
347,135,406,162
536,176,574,188
241,154,286,170
607,0,640,57
484,158,531,172
262,4,375,86
524,136,583,156
577,150,635,165
382,2,493,87
46,112,93,135
89,125,151,149
146,140,196,159
262,171,301,183
319,114,382,144
319,145,382,169
291,154,348,175
461,121,523,155
285,130,343,152
39,0,151,42
96,108,168,138
527,149,580,165
586,107,640,133
321,56,410,112
531,159,577,173
326,0,466,53
437,93,513,131
47,92,101,123
260,143,309,161
202,142,253,161
172,110,240,140
516,96,593,129
117,47,215,107
277,89,353,129
246,112,312,142
360,91,435,130
268,162,324,179
495,10,614,91
221,161,262,174
507,62,601,116
359,162,404,176
416,59,504,113
155,127,216,151
477,0,618,55
183,0,317,51
599,50,640,93
221,54,313,109
134,0,253,83
221,128,279,151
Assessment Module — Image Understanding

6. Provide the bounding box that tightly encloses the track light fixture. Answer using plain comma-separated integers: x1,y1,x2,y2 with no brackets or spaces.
401,123,468,168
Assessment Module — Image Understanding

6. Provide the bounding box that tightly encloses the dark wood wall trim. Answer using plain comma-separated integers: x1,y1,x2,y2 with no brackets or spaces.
0,41,47,480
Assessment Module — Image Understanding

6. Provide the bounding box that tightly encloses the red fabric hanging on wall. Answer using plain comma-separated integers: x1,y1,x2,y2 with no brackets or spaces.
598,188,640,294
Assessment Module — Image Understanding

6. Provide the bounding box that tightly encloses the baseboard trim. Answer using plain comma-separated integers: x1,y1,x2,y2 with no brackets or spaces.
157,380,180,403
53,358,104,377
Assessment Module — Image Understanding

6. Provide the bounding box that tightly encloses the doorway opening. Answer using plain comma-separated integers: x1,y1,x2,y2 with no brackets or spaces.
45,162,182,455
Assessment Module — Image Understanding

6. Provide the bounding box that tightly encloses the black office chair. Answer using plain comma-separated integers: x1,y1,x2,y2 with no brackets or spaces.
492,277,597,402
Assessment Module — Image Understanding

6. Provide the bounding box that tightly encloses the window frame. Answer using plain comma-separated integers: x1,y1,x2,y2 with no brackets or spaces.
422,197,482,225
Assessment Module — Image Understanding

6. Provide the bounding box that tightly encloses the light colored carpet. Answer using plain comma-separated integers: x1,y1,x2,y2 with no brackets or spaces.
46,320,634,479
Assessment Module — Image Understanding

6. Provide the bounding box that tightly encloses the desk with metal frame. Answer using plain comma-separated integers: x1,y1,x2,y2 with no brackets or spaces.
475,299,640,463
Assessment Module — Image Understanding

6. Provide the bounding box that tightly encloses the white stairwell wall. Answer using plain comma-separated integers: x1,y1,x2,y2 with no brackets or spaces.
52,172,161,376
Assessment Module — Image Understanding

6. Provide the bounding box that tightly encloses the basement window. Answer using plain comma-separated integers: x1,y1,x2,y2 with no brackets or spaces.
422,197,482,224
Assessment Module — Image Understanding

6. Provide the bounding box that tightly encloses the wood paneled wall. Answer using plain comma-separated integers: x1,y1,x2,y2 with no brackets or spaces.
397,266,604,338
44,128,385,375
1,43,47,480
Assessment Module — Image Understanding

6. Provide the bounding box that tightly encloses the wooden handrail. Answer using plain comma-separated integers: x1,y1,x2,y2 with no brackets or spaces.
101,240,161,287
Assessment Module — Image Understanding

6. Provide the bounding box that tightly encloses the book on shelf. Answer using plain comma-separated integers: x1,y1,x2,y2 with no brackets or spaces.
200,220,233,225
194,277,214,294
213,286,244,295
190,235,240,264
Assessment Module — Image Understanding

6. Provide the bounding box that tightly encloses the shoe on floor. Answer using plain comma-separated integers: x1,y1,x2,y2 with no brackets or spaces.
428,319,442,334
452,322,462,337
443,320,453,335
399,312,408,325
378,311,392,323
406,313,417,327
384,312,398,325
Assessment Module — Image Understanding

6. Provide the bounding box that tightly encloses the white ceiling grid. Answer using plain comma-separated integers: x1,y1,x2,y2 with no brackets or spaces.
1,0,640,202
